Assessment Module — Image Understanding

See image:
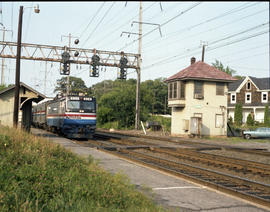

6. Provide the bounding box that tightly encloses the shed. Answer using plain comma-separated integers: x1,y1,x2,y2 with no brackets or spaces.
0,82,46,131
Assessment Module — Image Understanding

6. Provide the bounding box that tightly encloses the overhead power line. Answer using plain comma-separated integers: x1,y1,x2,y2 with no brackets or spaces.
143,29,269,70
144,21,269,65
79,2,106,39
225,51,269,63
208,22,269,46
143,3,265,52
94,2,156,48
82,2,115,47
118,2,202,51
168,2,261,38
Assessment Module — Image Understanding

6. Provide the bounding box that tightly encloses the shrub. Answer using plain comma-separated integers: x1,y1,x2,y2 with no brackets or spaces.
228,116,233,125
264,104,270,127
234,103,243,126
246,113,254,126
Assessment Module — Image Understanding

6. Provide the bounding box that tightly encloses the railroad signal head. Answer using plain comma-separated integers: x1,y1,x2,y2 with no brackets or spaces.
90,65,99,77
61,51,70,63
60,62,70,75
118,56,128,80
90,54,100,77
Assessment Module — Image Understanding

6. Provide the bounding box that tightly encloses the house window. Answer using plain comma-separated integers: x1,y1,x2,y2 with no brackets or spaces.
262,92,268,103
231,93,236,104
194,81,203,99
173,82,177,98
215,114,223,128
245,92,251,103
180,81,185,99
216,82,224,95
169,83,173,99
246,82,251,90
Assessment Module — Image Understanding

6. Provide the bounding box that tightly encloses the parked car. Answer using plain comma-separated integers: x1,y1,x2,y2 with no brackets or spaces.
243,127,270,139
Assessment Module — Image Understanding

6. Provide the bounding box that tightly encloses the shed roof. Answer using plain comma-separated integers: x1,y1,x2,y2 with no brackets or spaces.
165,61,237,83
0,82,46,102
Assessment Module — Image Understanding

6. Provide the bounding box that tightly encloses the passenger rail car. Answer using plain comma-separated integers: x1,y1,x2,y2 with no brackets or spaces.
32,95,96,139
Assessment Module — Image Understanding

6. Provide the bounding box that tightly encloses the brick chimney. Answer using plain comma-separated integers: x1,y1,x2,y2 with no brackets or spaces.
190,57,196,65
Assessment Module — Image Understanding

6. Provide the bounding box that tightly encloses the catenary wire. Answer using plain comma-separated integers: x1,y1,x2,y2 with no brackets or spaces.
117,2,202,51
143,30,269,70
82,2,115,47
79,2,106,40
144,21,269,66
142,2,264,52
94,2,157,49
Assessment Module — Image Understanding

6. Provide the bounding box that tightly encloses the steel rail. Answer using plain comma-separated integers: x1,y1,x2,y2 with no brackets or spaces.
111,148,270,209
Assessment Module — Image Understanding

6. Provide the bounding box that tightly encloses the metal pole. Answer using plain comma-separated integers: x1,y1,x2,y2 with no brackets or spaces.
67,33,71,96
44,61,47,95
1,27,5,85
13,6,23,128
135,1,142,130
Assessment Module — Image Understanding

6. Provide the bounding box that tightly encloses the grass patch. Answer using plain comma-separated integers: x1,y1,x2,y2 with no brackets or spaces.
0,126,166,212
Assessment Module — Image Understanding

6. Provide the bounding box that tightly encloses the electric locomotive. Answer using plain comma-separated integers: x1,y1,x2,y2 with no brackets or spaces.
33,93,96,139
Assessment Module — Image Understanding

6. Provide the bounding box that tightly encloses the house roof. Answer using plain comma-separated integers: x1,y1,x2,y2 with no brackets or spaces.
0,82,46,102
165,61,237,82
249,76,270,90
228,78,244,91
228,76,270,92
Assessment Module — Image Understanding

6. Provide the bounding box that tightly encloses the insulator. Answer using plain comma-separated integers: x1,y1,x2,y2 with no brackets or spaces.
74,39,79,44
74,51,79,57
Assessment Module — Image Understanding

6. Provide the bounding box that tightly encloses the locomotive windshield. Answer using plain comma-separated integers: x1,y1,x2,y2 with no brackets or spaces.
67,98,95,113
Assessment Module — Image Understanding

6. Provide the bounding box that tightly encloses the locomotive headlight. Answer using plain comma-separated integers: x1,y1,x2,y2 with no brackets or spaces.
70,97,79,100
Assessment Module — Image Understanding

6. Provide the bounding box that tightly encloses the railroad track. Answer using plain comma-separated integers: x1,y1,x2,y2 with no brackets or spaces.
112,148,270,209
95,130,270,157
83,133,270,209
94,132,270,178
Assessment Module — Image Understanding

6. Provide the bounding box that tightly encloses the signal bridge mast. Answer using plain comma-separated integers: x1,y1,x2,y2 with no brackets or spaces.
0,41,139,69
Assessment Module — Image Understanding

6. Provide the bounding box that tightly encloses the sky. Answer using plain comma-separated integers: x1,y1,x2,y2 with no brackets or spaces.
0,1,269,97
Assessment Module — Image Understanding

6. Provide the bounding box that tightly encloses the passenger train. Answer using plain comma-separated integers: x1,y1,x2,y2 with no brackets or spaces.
32,93,96,139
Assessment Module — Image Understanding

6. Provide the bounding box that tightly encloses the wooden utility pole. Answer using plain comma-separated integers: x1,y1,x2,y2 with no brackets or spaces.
201,41,208,62
13,6,23,128
202,44,206,62
135,1,142,130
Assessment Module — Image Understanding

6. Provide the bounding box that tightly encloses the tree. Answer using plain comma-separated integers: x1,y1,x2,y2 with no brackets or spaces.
97,80,137,128
54,76,89,94
212,59,237,76
0,84,12,92
264,104,270,127
234,103,243,126
0,84,7,91
246,113,254,126
141,78,170,115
